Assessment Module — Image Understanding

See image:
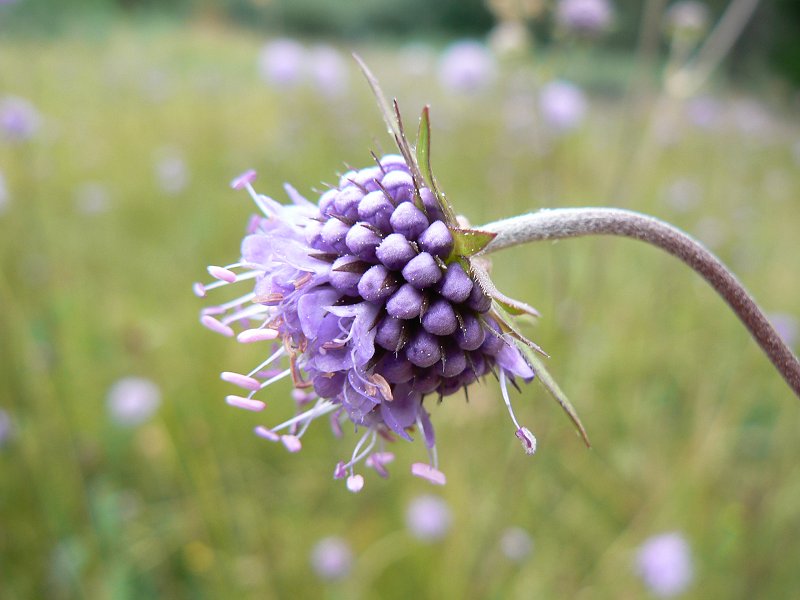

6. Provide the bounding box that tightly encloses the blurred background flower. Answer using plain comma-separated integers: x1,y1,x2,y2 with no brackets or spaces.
539,80,587,132
310,537,353,581
405,494,452,542
555,0,614,37
2,0,799,597
107,377,161,427
438,40,497,93
0,95,40,142
635,532,694,597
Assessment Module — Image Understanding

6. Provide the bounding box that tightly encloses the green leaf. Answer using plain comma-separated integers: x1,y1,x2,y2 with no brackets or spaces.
450,228,497,258
416,106,432,185
520,343,591,448
415,106,458,227
469,259,541,318
353,53,402,143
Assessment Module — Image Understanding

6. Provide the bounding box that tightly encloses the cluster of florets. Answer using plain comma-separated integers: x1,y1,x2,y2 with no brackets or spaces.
195,154,536,491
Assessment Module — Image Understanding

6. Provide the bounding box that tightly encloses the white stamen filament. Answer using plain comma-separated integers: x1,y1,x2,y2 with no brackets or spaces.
244,182,273,217
499,370,522,431
346,430,378,477
257,367,292,391
416,416,439,469
268,400,337,434
202,291,256,315
247,347,286,377
221,302,270,325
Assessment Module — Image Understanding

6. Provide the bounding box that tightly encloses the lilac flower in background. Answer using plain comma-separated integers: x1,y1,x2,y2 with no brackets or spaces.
258,38,306,89
555,0,614,37
0,95,40,142
195,150,540,491
310,537,353,581
405,495,452,542
0,409,13,447
769,313,798,349
308,45,349,98
74,182,111,215
636,532,694,597
438,40,497,93
499,527,534,562
154,148,190,196
539,80,587,132
684,95,722,130
107,377,161,427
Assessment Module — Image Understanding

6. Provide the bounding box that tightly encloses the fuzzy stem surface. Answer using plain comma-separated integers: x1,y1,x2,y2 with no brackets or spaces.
480,208,800,399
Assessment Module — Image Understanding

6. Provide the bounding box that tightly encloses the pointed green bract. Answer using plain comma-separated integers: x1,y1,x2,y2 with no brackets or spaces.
415,106,458,226
520,344,591,448
353,54,402,143
470,259,541,318
449,228,497,259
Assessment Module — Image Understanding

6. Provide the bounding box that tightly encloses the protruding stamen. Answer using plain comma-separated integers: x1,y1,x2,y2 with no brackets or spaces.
333,461,347,479
208,265,238,283
193,282,206,297
231,169,257,190
411,462,447,485
201,315,235,337
226,395,266,412
259,368,293,390
499,370,522,430
281,434,302,453
346,474,364,493
268,400,337,434
254,425,279,442
500,371,537,455
366,452,395,478
221,371,262,391
237,328,279,343
515,427,537,455
330,410,343,438
247,347,286,377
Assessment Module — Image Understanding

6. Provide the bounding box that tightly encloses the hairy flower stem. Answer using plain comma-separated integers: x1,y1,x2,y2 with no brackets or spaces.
480,208,800,399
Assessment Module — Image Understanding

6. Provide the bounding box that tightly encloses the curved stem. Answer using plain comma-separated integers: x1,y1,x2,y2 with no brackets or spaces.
479,208,800,399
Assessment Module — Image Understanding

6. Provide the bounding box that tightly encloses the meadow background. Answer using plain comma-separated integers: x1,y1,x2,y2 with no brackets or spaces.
1,0,799,598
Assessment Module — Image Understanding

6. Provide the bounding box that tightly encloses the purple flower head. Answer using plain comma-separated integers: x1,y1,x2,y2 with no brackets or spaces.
0,96,40,142
635,532,694,598
555,0,614,37
405,494,452,542
310,536,353,580
194,63,580,492
438,41,497,93
107,377,161,427
258,39,306,89
539,80,587,132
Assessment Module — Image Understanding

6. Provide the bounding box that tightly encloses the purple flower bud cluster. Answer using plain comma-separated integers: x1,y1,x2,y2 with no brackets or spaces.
196,156,535,491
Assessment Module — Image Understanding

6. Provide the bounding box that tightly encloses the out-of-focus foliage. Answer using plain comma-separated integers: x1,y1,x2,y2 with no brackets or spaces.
1,6,799,600
4,0,800,83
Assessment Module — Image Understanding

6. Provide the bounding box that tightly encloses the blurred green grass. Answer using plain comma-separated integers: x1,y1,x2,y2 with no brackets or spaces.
1,19,799,600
